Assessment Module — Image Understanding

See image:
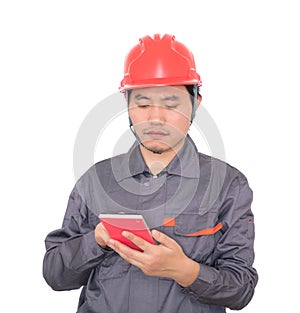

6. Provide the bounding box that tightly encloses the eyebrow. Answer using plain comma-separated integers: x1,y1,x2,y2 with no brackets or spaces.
161,95,179,101
134,94,179,101
134,94,150,100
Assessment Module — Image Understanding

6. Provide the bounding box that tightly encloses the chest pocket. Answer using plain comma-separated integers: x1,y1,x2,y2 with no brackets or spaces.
173,212,222,262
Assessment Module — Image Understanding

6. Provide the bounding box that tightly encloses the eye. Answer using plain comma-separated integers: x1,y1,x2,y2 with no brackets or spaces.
137,103,150,108
165,104,178,109
134,97,151,108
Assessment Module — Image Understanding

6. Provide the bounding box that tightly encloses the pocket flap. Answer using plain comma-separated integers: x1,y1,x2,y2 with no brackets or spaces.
174,213,222,237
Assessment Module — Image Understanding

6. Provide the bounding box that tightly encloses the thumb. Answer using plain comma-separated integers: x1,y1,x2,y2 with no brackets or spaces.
151,230,176,248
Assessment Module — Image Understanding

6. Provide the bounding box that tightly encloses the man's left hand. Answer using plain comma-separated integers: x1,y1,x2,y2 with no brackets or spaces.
107,229,200,287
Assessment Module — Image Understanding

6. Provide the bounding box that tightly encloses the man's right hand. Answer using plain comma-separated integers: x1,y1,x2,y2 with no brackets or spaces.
94,223,111,248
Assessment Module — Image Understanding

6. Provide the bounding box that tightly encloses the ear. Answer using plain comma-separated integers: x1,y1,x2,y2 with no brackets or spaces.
196,94,202,110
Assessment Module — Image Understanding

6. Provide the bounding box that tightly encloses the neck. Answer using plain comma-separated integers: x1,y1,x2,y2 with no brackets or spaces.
139,139,185,175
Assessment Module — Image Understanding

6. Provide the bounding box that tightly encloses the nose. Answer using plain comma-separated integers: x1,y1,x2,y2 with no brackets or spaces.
148,105,165,125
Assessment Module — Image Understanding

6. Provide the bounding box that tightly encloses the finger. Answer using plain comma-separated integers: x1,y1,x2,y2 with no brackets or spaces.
95,223,111,247
108,238,143,264
108,237,139,255
151,230,177,248
99,223,110,238
121,231,151,252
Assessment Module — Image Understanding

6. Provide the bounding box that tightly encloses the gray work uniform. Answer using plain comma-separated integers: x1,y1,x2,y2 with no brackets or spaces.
43,135,258,312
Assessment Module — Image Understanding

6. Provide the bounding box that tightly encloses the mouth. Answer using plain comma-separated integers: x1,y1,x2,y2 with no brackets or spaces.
143,129,169,139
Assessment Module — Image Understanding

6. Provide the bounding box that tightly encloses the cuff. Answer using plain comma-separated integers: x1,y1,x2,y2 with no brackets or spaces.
183,263,218,296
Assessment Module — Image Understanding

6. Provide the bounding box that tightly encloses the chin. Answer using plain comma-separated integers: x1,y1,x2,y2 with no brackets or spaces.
140,136,185,154
142,141,175,154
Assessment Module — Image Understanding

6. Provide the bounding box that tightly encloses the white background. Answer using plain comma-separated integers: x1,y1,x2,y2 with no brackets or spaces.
1,0,299,312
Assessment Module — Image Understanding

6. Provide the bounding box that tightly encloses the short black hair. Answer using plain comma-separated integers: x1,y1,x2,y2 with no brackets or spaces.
185,85,200,105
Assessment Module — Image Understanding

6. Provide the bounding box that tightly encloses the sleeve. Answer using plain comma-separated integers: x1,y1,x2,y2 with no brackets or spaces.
184,173,259,310
42,184,111,291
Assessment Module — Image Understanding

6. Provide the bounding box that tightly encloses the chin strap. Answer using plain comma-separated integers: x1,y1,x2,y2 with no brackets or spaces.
129,122,162,155
191,84,198,123
126,87,198,154
126,89,162,154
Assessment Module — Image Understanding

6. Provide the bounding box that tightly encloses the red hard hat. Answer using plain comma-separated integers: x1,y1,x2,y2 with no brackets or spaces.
119,34,202,92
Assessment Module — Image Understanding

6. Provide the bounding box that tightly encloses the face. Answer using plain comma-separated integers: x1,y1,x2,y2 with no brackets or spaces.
128,85,195,154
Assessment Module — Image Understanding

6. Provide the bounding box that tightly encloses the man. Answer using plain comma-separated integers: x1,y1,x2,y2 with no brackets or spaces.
43,34,258,312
